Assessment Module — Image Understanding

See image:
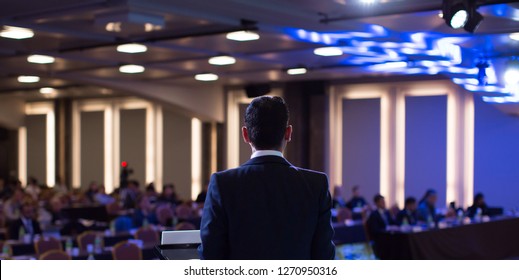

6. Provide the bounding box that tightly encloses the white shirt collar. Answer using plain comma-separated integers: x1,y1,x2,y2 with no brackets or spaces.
251,150,284,159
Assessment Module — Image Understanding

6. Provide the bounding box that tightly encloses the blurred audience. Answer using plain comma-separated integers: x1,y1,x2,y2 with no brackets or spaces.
158,184,179,205
417,189,438,223
396,197,418,226
132,195,158,228
8,202,42,240
346,185,367,210
332,186,346,209
467,193,489,218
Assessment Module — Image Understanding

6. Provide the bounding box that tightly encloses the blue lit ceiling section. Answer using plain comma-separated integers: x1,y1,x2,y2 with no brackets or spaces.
284,17,517,103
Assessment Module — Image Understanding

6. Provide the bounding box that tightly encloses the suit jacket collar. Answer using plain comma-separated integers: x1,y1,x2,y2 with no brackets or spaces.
242,155,293,167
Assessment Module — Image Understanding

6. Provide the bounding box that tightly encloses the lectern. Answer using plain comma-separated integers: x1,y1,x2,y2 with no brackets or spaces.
154,230,201,260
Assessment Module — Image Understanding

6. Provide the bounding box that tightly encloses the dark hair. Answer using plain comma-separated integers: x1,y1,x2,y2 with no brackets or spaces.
373,194,384,204
405,197,416,206
244,96,289,150
474,192,484,204
352,185,360,192
419,189,437,204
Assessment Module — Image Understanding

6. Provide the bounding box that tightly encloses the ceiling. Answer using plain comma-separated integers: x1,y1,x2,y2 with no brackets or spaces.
1,0,519,102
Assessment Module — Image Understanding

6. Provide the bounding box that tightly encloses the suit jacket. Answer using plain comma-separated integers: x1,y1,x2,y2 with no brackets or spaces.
198,155,335,260
396,209,418,225
366,209,395,240
8,218,42,240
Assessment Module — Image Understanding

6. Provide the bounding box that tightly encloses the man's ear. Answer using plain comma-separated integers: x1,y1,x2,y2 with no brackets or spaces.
242,126,250,144
285,125,293,142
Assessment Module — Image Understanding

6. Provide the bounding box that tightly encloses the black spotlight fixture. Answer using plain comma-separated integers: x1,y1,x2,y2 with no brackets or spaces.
442,0,484,33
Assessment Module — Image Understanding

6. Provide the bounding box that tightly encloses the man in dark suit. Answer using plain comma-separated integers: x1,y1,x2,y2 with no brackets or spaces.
198,96,335,260
8,202,42,240
366,194,395,258
396,197,418,226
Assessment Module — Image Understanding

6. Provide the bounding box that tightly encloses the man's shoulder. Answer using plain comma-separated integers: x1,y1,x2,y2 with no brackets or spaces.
213,164,328,180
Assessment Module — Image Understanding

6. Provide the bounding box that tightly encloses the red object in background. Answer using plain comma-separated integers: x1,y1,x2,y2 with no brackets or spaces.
121,161,128,168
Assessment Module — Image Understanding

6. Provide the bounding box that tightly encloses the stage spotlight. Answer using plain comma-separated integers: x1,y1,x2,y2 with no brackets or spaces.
442,1,468,29
442,0,484,33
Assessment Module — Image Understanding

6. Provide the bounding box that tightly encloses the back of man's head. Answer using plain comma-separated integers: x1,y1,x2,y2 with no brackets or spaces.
244,96,289,150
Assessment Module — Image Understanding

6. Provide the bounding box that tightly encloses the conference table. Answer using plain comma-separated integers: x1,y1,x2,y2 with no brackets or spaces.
377,216,519,260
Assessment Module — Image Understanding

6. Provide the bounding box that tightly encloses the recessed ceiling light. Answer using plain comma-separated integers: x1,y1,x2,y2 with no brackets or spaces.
313,47,343,56
226,31,260,41
39,87,56,94
117,43,147,53
0,25,34,39
208,56,236,66
119,64,145,73
510,33,519,41
360,0,376,4
195,73,219,81
144,23,163,32
287,67,307,75
105,22,122,32
18,75,40,83
27,54,55,64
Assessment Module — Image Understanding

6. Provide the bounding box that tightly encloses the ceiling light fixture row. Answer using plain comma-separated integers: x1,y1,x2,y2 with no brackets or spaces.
0,25,34,39
442,0,483,33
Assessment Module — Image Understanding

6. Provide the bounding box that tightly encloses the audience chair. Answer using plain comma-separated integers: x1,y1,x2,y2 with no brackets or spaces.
111,241,142,260
155,204,174,226
77,231,102,251
134,227,159,244
34,237,62,257
39,249,71,260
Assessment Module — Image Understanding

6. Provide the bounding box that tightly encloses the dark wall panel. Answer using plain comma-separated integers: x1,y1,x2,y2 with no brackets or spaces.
405,95,447,206
342,98,381,203
120,109,146,186
80,111,104,188
26,115,46,185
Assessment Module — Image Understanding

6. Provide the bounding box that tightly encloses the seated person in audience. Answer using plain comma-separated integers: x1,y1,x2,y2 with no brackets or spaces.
121,180,141,209
158,184,180,205
94,185,116,205
367,194,395,257
133,195,158,228
25,177,41,201
3,187,25,222
466,193,489,218
346,185,367,220
396,197,418,226
332,186,346,209
345,185,367,210
8,202,42,240
195,185,208,204
145,183,158,204
417,189,438,223
84,181,99,204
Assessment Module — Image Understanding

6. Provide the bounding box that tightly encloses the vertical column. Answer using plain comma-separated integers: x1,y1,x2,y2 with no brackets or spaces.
71,101,81,188
104,106,114,193
155,105,163,192
112,103,120,190
18,127,27,186
145,105,155,185
191,118,202,201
